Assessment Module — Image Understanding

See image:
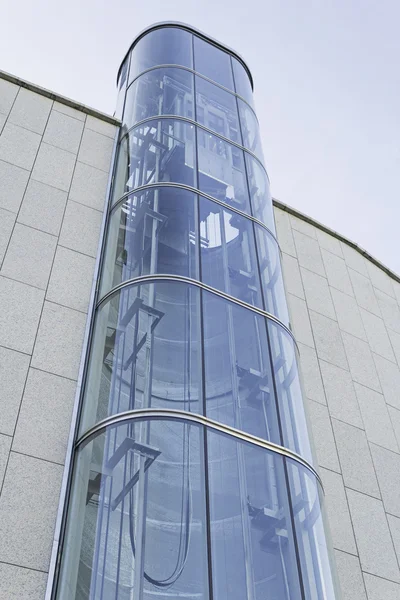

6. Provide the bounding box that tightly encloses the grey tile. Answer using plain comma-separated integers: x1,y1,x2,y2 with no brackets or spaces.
1,224,57,289
330,287,367,340
274,208,296,257
289,214,317,238
0,208,16,266
59,200,102,258
8,88,52,134
388,328,400,368
392,280,400,307
321,249,354,296
370,444,400,518
346,489,400,582
47,246,95,312
0,79,19,116
78,127,114,172
388,514,400,564
0,114,5,134
0,452,63,571
341,243,369,277
334,551,367,600
363,573,400,600
13,368,76,464
0,562,47,600
293,229,325,276
349,268,381,316
342,332,381,392
355,383,398,451
0,159,29,213
389,406,400,449
316,229,344,257
298,342,326,404
17,179,68,236
375,288,400,334
0,346,30,436
69,160,109,211
0,123,41,170
308,400,340,472
0,276,44,354
301,268,336,319
320,468,357,554
320,360,363,428
310,310,348,369
373,353,400,410
333,419,380,498
32,301,86,380
85,115,117,138
287,293,314,347
360,308,396,362
31,142,76,192
366,261,395,297
0,434,11,489
43,109,84,153
53,100,86,122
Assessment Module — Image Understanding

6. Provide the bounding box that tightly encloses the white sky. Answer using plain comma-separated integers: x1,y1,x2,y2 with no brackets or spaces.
2,0,399,272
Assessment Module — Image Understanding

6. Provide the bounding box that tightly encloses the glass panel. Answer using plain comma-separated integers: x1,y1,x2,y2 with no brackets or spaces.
57,419,208,599
79,282,201,433
111,119,195,205
116,57,129,120
245,153,275,233
238,99,264,162
193,36,234,90
287,461,338,600
197,131,250,214
129,27,193,83
101,188,197,297
203,290,280,442
255,226,290,325
125,68,194,128
268,321,314,464
232,57,254,108
195,76,241,144
208,429,302,600
199,197,262,307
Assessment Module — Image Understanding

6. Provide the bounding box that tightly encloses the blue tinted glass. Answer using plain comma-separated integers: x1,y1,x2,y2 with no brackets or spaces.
125,68,194,128
238,99,264,162
101,188,198,296
193,36,234,90
207,429,303,600
129,27,193,82
199,197,262,307
232,57,254,108
245,154,275,232
195,76,241,144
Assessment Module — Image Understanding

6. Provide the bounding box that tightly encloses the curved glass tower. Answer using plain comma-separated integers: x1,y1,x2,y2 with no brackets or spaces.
52,23,338,600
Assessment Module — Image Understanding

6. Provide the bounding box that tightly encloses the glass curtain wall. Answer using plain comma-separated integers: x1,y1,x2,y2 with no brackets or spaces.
53,24,338,600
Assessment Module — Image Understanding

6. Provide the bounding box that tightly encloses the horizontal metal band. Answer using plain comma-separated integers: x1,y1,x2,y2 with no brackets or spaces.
76,408,322,490
119,114,268,179
96,273,297,348
117,21,253,90
110,182,280,248
126,63,257,120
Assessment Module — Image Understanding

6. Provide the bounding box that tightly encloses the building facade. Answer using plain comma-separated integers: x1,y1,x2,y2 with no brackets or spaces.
0,22,399,600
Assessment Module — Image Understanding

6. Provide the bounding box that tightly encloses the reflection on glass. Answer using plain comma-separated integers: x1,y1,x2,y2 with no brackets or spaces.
57,420,208,600
101,187,197,296
112,119,195,204
80,282,201,433
238,99,264,162
232,57,254,108
203,290,280,442
199,197,261,307
195,76,241,144
245,154,275,233
287,461,338,600
268,322,314,465
193,36,234,90
129,27,193,83
207,429,302,600
125,68,194,128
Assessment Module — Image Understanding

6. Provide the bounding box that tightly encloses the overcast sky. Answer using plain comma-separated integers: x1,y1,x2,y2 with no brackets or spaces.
2,0,399,272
